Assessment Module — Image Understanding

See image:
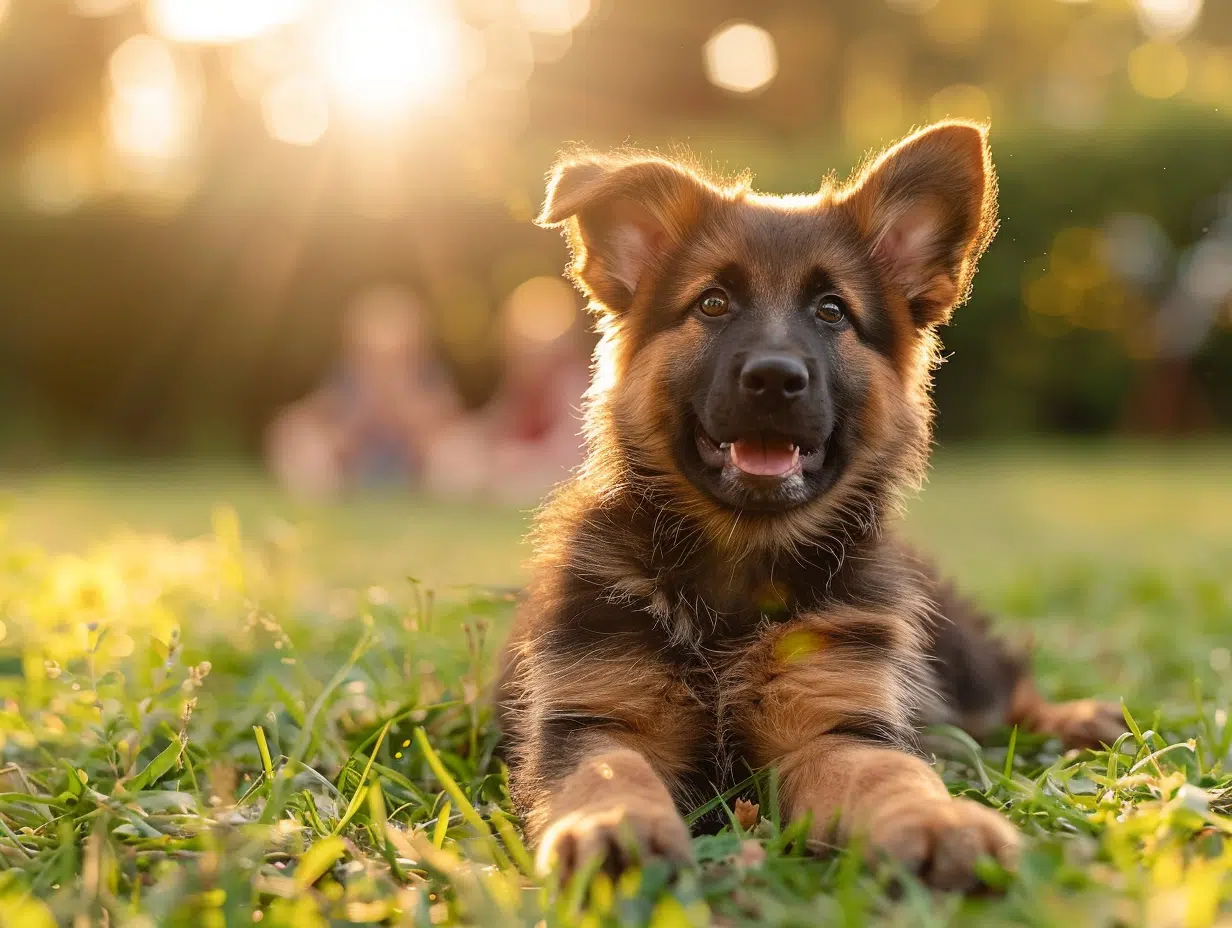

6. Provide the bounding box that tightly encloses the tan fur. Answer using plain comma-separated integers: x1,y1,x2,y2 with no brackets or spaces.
506,626,708,842
839,121,997,327
501,122,1114,891
1009,678,1126,750
723,607,930,766
535,744,692,877
778,738,1019,891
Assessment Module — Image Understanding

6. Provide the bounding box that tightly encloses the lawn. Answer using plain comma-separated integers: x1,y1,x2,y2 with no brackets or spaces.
0,443,1230,926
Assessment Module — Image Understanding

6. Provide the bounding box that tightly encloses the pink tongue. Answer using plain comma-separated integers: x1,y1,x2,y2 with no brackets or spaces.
730,438,799,477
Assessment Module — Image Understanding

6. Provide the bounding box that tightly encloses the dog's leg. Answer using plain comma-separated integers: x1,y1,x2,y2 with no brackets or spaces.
730,609,1019,888
780,736,1019,891
1005,676,1128,750
924,570,1126,749
502,638,703,880
527,737,693,878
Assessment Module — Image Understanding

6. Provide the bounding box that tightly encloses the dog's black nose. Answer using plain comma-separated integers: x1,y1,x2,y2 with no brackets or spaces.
739,354,810,402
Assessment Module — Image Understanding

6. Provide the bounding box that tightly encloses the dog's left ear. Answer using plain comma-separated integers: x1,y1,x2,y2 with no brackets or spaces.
843,121,997,327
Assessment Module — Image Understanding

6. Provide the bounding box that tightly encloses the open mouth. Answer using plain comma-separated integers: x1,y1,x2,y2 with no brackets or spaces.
695,425,820,480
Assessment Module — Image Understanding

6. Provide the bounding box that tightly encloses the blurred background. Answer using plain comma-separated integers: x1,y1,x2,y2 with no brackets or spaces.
0,0,1225,681
1,0,1231,462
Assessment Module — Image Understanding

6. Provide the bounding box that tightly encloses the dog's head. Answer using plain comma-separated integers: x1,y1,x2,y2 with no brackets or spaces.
539,122,996,547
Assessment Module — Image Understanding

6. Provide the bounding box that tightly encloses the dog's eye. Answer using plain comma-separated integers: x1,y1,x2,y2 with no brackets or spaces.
816,296,846,324
697,288,730,318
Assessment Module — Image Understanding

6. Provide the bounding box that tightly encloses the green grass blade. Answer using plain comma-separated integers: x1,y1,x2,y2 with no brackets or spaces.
490,807,534,874
412,727,490,838
1003,725,1018,781
123,737,184,794
433,800,452,848
253,726,275,784
295,835,346,888
331,719,392,836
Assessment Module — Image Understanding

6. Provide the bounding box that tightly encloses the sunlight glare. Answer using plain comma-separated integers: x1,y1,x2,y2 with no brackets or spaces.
317,0,480,124
147,0,307,44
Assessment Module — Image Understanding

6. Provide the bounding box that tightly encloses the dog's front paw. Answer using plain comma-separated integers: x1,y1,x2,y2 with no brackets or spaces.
866,797,1019,891
1031,699,1127,750
536,800,693,881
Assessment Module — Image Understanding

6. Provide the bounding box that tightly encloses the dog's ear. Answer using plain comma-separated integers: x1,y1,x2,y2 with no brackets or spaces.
538,154,713,313
843,121,997,327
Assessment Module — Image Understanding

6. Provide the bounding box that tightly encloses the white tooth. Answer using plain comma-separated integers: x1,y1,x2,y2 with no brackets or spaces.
719,442,731,450
791,446,800,466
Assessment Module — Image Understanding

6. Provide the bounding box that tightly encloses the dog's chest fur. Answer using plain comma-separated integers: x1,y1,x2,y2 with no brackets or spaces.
593,514,900,651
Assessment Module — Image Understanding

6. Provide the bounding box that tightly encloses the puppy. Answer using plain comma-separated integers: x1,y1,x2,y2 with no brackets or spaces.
498,122,1123,890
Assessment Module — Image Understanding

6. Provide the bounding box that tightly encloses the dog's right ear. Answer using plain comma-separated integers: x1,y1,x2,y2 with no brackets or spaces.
537,154,713,313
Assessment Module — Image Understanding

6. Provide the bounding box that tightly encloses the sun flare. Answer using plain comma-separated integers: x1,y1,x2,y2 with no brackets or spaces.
315,0,479,125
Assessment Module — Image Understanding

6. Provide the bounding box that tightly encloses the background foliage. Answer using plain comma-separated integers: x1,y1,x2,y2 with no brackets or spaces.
0,0,1230,456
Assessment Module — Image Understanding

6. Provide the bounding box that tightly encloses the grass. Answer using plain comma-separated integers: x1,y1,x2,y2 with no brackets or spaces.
0,442,1230,926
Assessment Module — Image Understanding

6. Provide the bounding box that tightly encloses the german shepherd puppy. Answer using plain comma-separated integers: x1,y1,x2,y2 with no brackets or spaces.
498,122,1124,890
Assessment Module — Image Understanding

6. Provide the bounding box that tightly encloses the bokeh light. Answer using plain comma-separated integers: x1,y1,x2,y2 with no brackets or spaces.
146,0,307,45
704,22,779,95
1133,0,1203,40
506,276,577,343
1180,238,1232,306
1129,41,1189,98
105,34,199,160
516,0,590,36
262,74,330,146
1022,225,1145,338
316,0,482,124
1102,213,1173,288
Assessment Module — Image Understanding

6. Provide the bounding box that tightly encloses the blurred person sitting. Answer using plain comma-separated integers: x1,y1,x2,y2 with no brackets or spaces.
427,277,589,505
265,285,462,497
